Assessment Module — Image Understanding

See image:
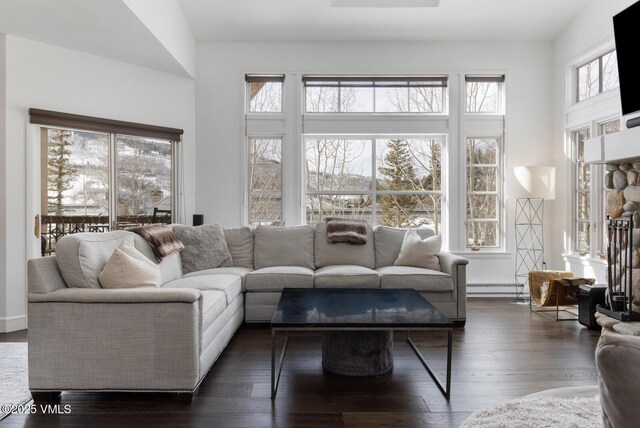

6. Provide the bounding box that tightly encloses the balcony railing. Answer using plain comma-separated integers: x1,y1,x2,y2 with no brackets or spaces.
41,212,170,256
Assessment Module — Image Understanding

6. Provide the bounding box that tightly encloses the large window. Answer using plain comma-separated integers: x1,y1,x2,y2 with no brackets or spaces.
466,137,502,248
464,75,505,248
43,128,110,217
576,50,619,102
115,135,173,222
465,75,505,114
248,137,283,225
304,137,443,232
573,128,591,253
31,109,182,255
42,128,175,226
243,73,508,251
303,77,447,113
246,75,283,113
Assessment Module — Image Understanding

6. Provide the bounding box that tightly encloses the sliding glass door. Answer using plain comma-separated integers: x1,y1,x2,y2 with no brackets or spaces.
39,127,175,255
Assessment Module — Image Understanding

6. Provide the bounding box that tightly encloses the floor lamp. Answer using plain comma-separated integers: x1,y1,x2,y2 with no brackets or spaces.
512,166,556,302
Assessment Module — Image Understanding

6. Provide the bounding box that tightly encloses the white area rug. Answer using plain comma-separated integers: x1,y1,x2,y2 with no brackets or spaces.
0,343,31,421
462,394,603,428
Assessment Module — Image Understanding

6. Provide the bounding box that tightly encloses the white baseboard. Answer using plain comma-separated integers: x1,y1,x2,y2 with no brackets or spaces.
0,315,27,333
467,283,528,298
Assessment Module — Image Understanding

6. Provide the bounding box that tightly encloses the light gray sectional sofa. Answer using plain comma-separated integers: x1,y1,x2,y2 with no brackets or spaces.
27,223,468,400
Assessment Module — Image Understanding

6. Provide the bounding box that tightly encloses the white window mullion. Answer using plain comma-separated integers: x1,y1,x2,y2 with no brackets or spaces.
108,132,117,230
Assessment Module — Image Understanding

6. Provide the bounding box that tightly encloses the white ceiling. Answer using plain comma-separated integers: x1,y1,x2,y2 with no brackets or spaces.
0,0,592,79
178,0,591,43
0,0,190,77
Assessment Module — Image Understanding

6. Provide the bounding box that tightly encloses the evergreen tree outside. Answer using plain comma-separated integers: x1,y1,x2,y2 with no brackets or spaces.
47,130,78,215
378,139,419,227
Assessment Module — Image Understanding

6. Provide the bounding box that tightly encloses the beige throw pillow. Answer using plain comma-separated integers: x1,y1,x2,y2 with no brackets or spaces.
98,241,161,289
394,230,441,271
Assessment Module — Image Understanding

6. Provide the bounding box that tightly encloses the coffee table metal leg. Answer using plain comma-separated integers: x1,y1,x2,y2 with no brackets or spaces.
407,328,452,401
271,329,289,400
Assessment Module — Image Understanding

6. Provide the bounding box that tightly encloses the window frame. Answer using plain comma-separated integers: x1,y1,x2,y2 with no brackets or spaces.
575,49,618,103
464,75,505,115
38,125,178,230
245,75,285,114
247,135,284,225
572,127,592,254
598,118,621,256
30,109,183,231
464,135,503,249
241,72,509,253
302,76,449,115
303,135,446,232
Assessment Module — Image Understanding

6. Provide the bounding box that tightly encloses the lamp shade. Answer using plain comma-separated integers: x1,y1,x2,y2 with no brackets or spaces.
512,166,556,200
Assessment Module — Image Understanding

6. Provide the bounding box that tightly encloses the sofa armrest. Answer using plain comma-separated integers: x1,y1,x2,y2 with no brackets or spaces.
28,288,203,392
438,252,469,321
28,287,201,304
438,251,469,275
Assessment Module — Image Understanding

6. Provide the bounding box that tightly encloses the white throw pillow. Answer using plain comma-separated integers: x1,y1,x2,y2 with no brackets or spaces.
394,230,441,271
98,241,161,289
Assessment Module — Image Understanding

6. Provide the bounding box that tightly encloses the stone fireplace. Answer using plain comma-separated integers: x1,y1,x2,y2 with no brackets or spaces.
605,161,640,224
586,127,640,311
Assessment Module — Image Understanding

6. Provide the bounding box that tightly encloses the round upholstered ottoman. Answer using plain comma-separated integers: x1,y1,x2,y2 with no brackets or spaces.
321,331,393,376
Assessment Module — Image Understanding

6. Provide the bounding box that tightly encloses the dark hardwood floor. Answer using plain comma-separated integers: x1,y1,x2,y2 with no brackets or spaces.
0,298,601,427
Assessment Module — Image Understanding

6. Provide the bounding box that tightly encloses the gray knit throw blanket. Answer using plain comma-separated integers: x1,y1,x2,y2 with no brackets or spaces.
325,217,368,245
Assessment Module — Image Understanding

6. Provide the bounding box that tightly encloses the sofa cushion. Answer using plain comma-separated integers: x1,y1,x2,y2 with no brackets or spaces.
55,231,135,289
314,265,380,288
394,231,441,271
254,226,315,269
173,224,233,274
224,227,254,269
374,226,436,269
201,290,227,333
183,267,252,290
133,234,182,285
98,241,161,289
163,275,242,305
245,266,315,291
314,222,375,269
183,267,252,278
376,266,453,292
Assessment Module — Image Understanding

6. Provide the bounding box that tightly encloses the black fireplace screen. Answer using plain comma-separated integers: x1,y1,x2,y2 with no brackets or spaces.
602,216,640,320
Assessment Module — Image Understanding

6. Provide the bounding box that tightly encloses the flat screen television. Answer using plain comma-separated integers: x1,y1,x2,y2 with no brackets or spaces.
614,1,640,125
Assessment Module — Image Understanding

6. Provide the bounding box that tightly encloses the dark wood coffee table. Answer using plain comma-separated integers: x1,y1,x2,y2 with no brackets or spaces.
270,288,454,400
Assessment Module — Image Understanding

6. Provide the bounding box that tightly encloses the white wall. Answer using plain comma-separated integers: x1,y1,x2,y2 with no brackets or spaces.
123,0,196,78
195,41,553,288
0,35,195,332
0,34,7,329
550,0,636,280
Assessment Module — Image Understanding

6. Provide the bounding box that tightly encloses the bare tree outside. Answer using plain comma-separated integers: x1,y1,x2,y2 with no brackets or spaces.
466,82,499,113
574,128,591,252
249,138,283,225
602,50,619,93
250,82,282,112
578,58,600,101
385,84,444,113
466,137,499,247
